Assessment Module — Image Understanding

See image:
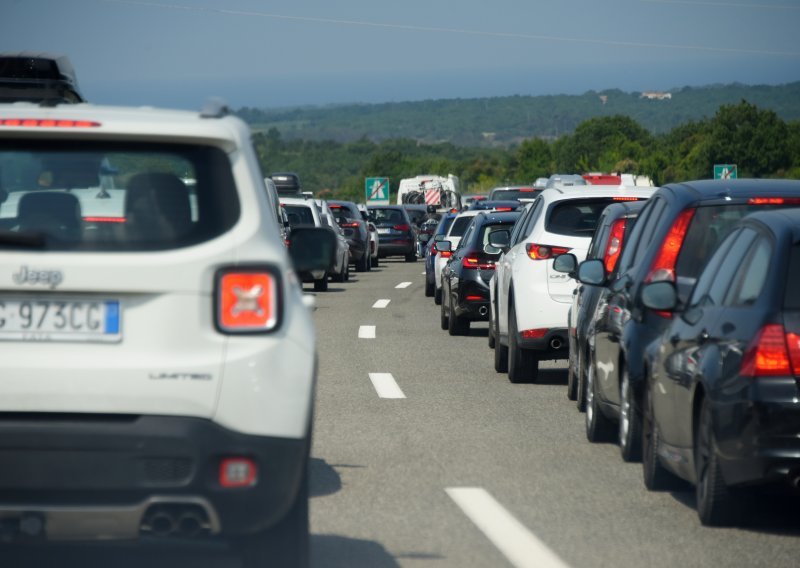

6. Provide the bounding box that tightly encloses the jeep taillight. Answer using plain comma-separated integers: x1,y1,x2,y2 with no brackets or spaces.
645,208,695,283
215,267,281,334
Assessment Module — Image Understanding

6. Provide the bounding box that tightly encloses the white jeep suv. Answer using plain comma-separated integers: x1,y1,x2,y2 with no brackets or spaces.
0,102,333,566
490,185,656,383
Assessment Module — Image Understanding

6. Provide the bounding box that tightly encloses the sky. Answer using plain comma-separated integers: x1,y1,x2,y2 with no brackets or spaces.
1,0,799,110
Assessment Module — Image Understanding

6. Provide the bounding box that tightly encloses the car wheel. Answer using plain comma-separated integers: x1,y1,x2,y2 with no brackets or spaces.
576,347,588,412
425,277,434,297
405,252,416,262
642,382,682,491
619,368,643,463
488,317,496,349
313,275,328,292
356,252,369,272
440,290,449,330
371,255,379,268
585,359,615,442
696,397,742,526
343,261,350,282
447,295,469,336
508,307,538,384
237,466,309,568
434,286,442,306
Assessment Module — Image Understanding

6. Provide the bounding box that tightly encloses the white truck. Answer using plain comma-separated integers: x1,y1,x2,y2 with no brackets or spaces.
396,174,462,210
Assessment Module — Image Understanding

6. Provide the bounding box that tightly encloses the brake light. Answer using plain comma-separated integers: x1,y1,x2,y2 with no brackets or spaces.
604,218,627,273
465,295,484,301
748,197,800,205
645,208,696,283
521,328,548,339
219,457,258,488
526,243,570,260
0,118,101,128
440,250,452,259
612,197,640,202
83,216,126,223
741,324,792,377
340,222,360,228
519,188,534,192
393,224,410,231
494,207,513,212
788,332,800,376
462,255,495,270
215,268,280,333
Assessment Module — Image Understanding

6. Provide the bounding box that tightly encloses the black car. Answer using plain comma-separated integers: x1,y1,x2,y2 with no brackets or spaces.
328,200,371,272
639,208,800,525
555,200,647,411
439,211,521,335
424,213,457,297
0,52,85,103
582,179,800,463
368,205,417,262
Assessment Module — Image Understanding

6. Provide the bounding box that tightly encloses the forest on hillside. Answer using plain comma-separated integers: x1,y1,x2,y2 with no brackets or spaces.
239,82,800,147
252,100,800,203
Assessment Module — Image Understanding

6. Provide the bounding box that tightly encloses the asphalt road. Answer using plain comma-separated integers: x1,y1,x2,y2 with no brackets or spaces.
309,256,800,568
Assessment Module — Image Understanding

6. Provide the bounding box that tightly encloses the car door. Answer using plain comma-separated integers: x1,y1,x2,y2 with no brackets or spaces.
496,203,533,336
499,199,542,336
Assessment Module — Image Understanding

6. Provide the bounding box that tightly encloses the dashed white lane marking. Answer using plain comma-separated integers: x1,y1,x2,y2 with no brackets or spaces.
372,299,391,309
358,325,376,339
368,373,406,399
446,487,571,568
421,271,426,275
396,281,412,289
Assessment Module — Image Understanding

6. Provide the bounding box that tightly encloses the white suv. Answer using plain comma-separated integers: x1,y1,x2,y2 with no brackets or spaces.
0,102,334,566
490,185,656,382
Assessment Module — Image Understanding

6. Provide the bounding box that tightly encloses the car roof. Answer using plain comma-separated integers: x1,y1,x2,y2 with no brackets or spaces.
537,185,657,203
661,179,800,202
475,211,522,223
741,207,800,244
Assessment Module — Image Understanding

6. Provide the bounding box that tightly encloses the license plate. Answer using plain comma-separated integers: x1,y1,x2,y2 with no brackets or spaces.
0,298,121,342
378,228,391,234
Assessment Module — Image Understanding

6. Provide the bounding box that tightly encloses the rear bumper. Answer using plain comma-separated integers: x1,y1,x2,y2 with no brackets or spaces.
378,240,414,256
516,327,569,359
453,276,492,321
0,414,308,540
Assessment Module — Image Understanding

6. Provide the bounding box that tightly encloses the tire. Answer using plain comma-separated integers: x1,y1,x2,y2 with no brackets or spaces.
425,277,434,297
405,252,416,262
440,290,449,330
434,286,442,306
696,397,743,526
576,347,588,412
488,317,496,349
237,466,309,568
356,252,369,272
567,352,578,401
642,383,682,491
447,295,469,336
343,262,350,282
313,275,328,292
619,368,643,463
371,255,379,268
508,307,537,384
585,359,615,442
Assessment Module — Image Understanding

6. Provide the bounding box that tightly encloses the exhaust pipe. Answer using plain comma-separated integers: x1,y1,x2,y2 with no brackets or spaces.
145,510,176,537
478,306,488,316
550,337,563,350
176,511,205,537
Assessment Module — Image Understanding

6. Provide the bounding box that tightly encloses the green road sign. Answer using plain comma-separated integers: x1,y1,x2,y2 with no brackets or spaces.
713,164,737,180
365,177,390,204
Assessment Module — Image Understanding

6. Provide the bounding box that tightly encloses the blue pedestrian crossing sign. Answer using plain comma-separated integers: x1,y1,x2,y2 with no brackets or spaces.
366,177,390,204
713,164,737,180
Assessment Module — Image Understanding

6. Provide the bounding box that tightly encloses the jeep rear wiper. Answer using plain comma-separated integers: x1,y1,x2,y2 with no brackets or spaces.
0,230,47,248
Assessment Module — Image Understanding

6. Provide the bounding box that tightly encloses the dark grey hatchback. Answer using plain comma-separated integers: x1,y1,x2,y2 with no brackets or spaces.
368,205,417,262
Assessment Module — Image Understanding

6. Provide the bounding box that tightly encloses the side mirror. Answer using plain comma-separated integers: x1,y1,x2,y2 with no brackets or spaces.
577,259,606,286
641,281,678,312
418,233,431,243
553,253,577,277
288,227,337,273
484,243,502,256
434,240,452,253
488,229,510,252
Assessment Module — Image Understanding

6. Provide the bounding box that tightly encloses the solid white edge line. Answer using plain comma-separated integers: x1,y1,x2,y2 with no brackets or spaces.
372,299,391,308
446,487,571,568
395,281,412,289
358,325,376,339
368,373,406,399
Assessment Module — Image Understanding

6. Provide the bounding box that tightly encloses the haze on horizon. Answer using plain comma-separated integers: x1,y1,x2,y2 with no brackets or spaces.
2,0,799,111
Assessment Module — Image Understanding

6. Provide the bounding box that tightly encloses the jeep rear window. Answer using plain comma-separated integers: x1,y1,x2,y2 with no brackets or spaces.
545,198,623,237
0,140,239,251
283,205,315,226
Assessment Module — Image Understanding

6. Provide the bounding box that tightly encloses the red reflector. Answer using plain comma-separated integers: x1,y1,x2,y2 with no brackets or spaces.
521,328,548,339
526,243,570,260
219,457,257,488
393,224,410,231
0,118,101,128
603,218,627,273
218,271,278,332
83,216,126,223
465,295,484,301
741,324,791,377
646,208,695,282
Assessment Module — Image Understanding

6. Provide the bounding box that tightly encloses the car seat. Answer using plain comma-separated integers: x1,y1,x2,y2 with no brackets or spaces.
125,173,192,241
17,191,82,240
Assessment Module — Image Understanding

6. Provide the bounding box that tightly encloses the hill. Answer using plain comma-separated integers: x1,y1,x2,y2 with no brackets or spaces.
236,81,800,147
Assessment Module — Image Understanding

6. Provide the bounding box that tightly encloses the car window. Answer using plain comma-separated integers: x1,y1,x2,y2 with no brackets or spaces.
488,188,540,201
479,222,515,247
329,203,359,220
0,140,239,251
687,229,739,308
448,215,473,237
283,205,315,226
517,198,542,242
629,197,666,268
726,236,772,307
371,208,404,224
545,198,621,238
689,228,756,308
509,204,533,245
459,220,477,249
785,244,800,309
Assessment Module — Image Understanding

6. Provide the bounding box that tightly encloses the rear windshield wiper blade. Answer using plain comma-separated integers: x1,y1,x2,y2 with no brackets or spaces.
0,230,47,248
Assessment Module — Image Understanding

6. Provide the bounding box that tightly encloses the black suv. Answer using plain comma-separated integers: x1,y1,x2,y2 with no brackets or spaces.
328,200,371,272
582,179,800,463
0,53,85,103
368,205,417,262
